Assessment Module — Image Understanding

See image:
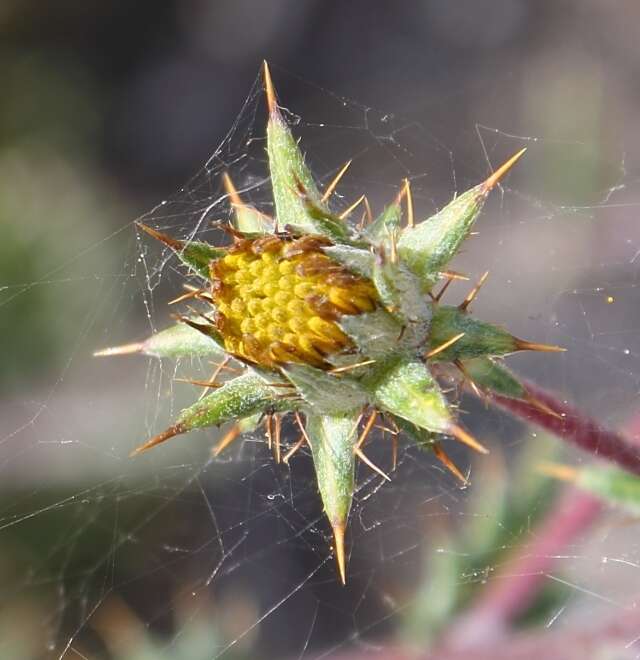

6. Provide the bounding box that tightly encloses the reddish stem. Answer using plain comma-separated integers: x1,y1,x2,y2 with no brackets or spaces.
492,381,640,476
440,382,640,649
332,605,640,659
441,489,603,648
331,384,640,659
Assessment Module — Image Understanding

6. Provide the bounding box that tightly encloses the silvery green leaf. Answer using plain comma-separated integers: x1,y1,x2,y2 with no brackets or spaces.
177,373,285,432
144,323,225,359
94,322,225,361
428,305,517,361
545,463,640,517
267,111,348,241
338,309,403,359
397,184,487,288
367,357,450,433
372,258,431,325
131,372,293,455
305,412,358,528
233,204,273,234
305,411,359,582
136,223,225,280
462,357,527,400
322,244,374,279
363,201,401,243
282,363,367,415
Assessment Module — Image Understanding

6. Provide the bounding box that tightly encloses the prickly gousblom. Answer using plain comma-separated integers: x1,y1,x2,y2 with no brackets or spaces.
211,234,376,368
96,62,564,585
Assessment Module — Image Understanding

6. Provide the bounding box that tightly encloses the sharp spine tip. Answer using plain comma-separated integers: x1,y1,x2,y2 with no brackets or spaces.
449,423,489,455
136,222,184,251
459,270,490,311
93,342,144,357
320,159,353,203
332,521,347,585
222,172,243,207
263,60,277,115
433,443,468,486
482,147,527,193
514,338,566,353
129,424,184,457
426,332,466,359
213,424,241,457
524,392,564,419
403,178,414,228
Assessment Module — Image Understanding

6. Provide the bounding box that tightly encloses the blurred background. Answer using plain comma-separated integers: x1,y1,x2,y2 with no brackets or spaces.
2,1,640,658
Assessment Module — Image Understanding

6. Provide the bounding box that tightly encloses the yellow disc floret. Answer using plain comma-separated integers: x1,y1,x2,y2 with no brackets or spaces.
210,234,377,368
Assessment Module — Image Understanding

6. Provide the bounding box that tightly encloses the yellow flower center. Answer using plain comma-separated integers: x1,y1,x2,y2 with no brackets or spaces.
210,235,377,368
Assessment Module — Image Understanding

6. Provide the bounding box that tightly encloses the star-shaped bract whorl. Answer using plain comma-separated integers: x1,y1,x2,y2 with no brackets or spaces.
96,62,563,584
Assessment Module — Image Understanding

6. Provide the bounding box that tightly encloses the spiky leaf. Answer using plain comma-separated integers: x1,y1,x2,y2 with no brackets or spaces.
305,411,358,582
371,258,431,325
338,309,404,359
282,363,367,415
267,111,348,240
462,357,527,399
367,358,451,433
179,373,284,432
546,463,640,516
234,205,272,234
429,305,518,361
397,185,487,287
137,223,225,280
364,200,401,243
145,323,225,359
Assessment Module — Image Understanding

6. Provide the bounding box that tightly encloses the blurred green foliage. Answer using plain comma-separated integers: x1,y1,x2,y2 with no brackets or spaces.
402,433,566,647
0,55,127,389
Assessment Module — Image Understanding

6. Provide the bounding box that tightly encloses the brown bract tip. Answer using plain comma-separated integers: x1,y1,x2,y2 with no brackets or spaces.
213,424,241,457
320,160,352,203
263,60,277,116
396,179,415,228
332,520,347,585
426,332,465,359
129,424,185,457
136,222,184,251
459,270,490,312
514,338,566,353
524,392,564,419
93,342,144,357
222,172,243,207
449,423,489,455
481,147,527,194
433,443,468,485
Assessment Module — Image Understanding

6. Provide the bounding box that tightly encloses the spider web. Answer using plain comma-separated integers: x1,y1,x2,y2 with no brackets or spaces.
3,66,640,659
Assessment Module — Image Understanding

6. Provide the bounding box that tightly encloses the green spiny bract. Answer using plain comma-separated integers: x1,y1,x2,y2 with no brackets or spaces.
96,62,564,584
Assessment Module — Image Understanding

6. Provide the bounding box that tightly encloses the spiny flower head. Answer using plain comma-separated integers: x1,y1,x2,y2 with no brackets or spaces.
97,62,563,584
210,234,376,368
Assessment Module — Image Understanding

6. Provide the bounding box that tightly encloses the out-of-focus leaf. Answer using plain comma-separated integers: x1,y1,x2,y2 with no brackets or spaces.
403,534,461,646
543,462,640,516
